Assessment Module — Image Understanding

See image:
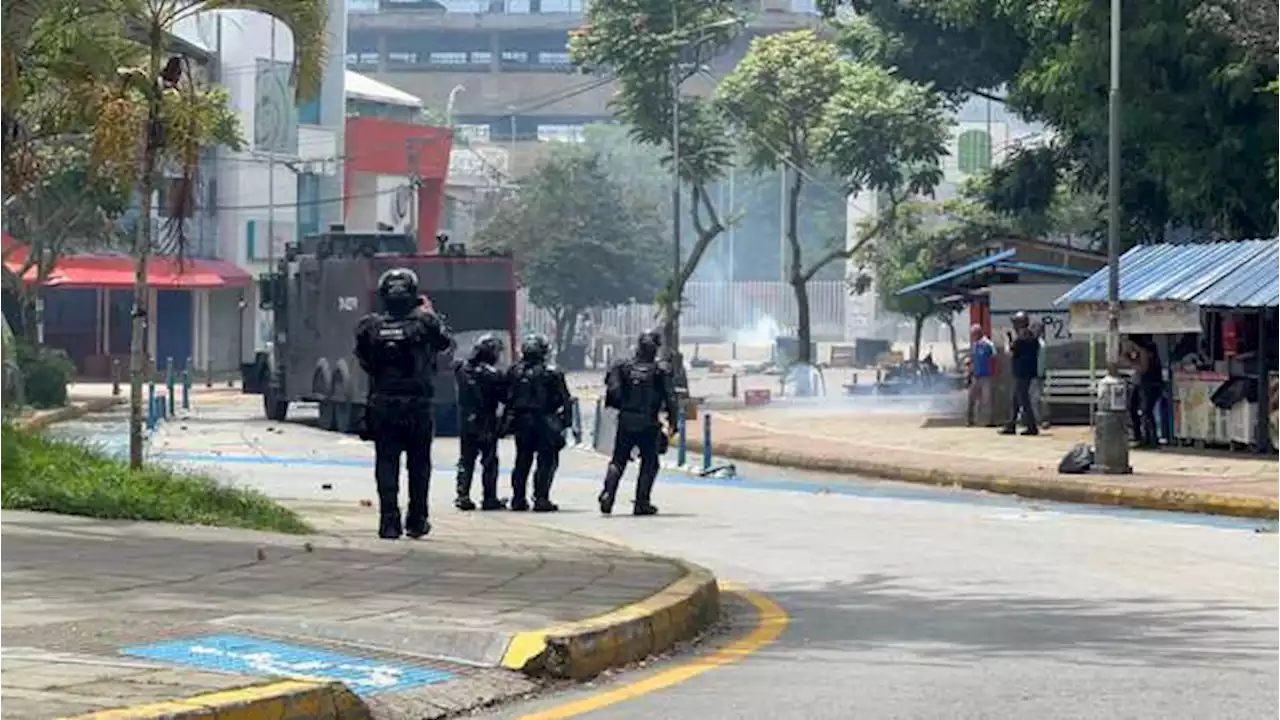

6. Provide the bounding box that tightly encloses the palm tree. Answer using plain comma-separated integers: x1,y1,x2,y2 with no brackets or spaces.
105,0,330,468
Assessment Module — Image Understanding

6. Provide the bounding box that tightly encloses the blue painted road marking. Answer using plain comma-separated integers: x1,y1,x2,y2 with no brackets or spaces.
120,634,455,695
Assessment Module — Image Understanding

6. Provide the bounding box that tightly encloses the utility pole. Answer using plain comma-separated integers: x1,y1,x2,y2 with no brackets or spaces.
1094,0,1131,474
408,140,420,247
669,2,682,357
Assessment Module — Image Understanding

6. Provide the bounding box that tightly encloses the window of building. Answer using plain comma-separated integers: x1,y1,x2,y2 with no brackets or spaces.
298,98,321,125
537,51,571,65
430,51,469,65
537,124,584,143
501,50,528,63
297,173,321,239
956,129,992,175
470,51,493,65
456,124,492,142
387,51,418,64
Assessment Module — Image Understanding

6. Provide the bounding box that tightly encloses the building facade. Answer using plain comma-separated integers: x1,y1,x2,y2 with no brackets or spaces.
346,0,821,177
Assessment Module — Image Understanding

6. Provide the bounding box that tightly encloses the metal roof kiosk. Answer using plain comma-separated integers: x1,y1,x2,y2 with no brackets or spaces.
1056,239,1279,454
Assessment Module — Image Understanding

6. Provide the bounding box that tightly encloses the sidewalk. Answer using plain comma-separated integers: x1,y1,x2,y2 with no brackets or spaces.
0,502,717,719
691,407,1278,519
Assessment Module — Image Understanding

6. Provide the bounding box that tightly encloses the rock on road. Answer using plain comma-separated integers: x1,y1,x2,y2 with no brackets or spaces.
81,397,1280,719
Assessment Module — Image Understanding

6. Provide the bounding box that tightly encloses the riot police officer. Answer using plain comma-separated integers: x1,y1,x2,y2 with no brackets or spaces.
501,334,575,512
599,329,678,516
455,334,507,511
354,268,453,539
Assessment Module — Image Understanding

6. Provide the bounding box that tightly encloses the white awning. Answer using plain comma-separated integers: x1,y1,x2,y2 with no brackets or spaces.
345,70,422,108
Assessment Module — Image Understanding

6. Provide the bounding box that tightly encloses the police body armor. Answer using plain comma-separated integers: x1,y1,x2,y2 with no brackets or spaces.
457,361,500,431
370,315,431,396
617,360,659,431
510,363,550,415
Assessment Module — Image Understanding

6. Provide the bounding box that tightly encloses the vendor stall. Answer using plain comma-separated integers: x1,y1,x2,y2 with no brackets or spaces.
1057,239,1279,453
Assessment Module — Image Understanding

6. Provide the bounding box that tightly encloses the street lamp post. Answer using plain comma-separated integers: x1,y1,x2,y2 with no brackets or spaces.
446,84,465,126
1094,0,1131,474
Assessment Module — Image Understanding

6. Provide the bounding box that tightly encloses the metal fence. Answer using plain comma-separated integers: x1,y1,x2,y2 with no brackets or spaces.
520,280,848,342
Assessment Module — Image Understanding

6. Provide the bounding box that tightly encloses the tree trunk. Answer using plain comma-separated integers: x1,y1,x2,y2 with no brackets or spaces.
551,306,579,367
945,316,959,371
784,167,811,366
128,38,163,470
18,287,39,344
911,314,926,363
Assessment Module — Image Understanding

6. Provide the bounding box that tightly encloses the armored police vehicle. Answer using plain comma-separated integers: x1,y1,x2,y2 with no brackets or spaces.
247,226,517,437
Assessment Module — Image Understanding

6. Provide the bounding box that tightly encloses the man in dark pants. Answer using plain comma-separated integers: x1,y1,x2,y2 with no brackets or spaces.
454,335,507,511
355,268,453,539
598,329,678,516
1000,311,1041,436
501,334,575,512
1124,334,1164,447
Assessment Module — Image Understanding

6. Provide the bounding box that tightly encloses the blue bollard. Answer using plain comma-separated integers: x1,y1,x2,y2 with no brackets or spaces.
147,396,156,431
676,406,687,467
182,357,191,410
165,357,176,416
571,397,582,444
591,398,603,450
148,378,156,420
702,412,712,472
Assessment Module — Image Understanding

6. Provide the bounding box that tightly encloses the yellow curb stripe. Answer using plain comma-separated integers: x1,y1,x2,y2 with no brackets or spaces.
500,560,720,680
517,586,788,720
685,431,1280,520
60,679,371,720
17,397,124,432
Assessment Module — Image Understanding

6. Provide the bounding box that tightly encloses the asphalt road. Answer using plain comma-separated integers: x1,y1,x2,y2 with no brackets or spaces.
61,399,1280,720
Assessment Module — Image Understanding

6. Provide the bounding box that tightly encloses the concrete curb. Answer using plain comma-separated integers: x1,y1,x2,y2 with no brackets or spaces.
61,679,371,720
686,432,1280,520
500,559,720,681
15,397,125,432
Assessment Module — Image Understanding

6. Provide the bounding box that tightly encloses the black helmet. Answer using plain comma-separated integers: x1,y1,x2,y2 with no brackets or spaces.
520,333,550,363
377,267,419,315
1011,310,1029,329
473,334,504,364
636,329,662,361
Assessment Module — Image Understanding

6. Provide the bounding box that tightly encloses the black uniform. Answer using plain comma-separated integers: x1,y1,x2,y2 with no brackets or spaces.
502,334,574,512
354,268,452,539
455,336,507,511
599,330,678,516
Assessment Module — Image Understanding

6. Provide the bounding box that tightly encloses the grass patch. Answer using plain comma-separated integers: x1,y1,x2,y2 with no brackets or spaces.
1,423,313,534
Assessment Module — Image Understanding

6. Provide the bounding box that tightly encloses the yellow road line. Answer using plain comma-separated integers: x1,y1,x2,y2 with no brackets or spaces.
517,585,788,720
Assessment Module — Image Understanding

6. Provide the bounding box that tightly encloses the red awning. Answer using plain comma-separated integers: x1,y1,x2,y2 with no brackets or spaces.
2,234,251,290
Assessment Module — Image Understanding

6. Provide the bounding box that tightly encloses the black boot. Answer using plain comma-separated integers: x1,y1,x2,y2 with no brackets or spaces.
481,497,507,511
532,498,559,512
633,469,658,516
455,496,477,511
455,467,476,511
379,512,403,539
509,496,530,512
598,465,623,515
405,517,431,539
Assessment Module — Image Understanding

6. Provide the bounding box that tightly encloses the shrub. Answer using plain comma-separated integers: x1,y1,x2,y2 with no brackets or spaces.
13,340,74,408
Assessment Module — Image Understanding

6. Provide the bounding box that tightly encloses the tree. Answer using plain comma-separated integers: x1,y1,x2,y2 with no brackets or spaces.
1,147,131,342
81,0,327,469
822,0,1279,241
717,30,950,367
473,148,667,364
2,0,140,202
571,0,741,368
856,201,974,362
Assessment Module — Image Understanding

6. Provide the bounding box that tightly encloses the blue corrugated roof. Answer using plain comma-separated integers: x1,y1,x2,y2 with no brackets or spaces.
1055,239,1279,308
897,248,1016,297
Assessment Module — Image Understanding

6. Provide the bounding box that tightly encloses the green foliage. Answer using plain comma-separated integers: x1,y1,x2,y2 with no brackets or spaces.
11,340,75,408
823,0,1279,241
856,200,983,357
474,147,667,352
571,0,741,185
1,423,313,533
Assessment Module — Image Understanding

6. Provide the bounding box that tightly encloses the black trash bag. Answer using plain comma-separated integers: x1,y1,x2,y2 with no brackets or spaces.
1210,376,1256,410
1058,442,1094,474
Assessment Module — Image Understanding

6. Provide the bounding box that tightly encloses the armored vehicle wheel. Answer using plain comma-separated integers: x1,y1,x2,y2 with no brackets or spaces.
334,401,357,434
318,399,337,431
264,385,288,422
